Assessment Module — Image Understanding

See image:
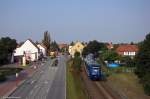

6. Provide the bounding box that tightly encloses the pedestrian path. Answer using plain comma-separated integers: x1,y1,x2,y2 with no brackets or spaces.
0,62,41,98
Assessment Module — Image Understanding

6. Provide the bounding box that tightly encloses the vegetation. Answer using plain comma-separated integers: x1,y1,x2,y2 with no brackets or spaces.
0,67,23,76
0,37,17,65
67,59,88,99
108,73,150,99
72,52,82,72
42,31,51,55
102,50,119,62
50,40,59,51
70,41,74,46
0,67,23,82
135,33,150,95
82,40,107,58
0,73,6,82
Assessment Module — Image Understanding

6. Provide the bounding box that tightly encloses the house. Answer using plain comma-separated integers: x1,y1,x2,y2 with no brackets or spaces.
14,39,40,62
116,44,139,57
58,43,68,52
69,41,85,57
106,42,114,50
59,44,68,49
37,44,47,57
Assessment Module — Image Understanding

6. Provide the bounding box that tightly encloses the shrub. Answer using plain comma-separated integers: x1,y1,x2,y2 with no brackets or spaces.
144,84,150,96
72,52,82,72
0,73,6,82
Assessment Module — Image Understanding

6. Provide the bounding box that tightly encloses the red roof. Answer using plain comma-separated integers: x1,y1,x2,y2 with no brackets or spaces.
59,44,68,49
116,44,139,52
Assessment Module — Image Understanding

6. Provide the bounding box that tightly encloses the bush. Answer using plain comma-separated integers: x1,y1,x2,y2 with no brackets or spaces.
0,73,6,82
72,52,82,72
144,84,150,96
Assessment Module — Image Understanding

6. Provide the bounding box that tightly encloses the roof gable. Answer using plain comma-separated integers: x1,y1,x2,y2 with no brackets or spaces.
20,39,40,51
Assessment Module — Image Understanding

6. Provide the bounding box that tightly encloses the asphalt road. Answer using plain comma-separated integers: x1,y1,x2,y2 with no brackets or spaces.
9,55,67,99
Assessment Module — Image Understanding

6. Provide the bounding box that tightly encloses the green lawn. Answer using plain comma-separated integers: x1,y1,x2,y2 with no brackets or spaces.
66,60,88,99
107,73,150,99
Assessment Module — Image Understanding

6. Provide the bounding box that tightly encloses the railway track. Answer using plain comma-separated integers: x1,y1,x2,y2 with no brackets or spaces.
82,65,122,99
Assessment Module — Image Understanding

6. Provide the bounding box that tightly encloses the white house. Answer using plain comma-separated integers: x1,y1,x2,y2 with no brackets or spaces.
37,44,47,57
14,39,40,62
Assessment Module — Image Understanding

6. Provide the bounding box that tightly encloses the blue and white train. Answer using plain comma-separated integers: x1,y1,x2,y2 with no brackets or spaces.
84,54,102,80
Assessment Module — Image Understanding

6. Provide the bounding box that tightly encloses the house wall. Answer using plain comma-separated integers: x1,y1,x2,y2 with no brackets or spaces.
14,40,39,61
37,44,46,56
118,51,136,56
69,42,84,57
123,52,136,56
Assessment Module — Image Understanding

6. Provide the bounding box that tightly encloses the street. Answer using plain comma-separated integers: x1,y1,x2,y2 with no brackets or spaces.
9,55,67,99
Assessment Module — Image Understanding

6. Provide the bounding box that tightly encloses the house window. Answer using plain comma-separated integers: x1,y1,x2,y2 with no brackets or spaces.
124,52,128,55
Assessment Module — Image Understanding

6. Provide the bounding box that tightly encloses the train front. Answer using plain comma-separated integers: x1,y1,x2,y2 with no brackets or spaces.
89,64,101,80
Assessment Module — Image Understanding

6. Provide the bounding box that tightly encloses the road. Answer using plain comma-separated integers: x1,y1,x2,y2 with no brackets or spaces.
9,55,67,99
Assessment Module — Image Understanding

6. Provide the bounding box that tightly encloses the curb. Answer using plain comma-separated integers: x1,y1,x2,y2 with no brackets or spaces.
3,79,26,98
2,60,49,98
0,67,35,99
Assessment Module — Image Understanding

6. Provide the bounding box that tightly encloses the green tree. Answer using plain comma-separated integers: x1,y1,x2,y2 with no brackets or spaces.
119,56,135,67
73,52,82,72
102,50,119,62
0,37,17,65
82,40,107,57
42,31,51,55
50,41,59,51
70,41,74,46
135,33,150,95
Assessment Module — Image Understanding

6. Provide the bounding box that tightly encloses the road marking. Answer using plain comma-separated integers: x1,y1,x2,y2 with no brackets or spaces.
44,81,48,84
3,96,21,99
30,90,33,95
34,85,38,88
30,80,35,84
46,87,50,93
40,70,44,74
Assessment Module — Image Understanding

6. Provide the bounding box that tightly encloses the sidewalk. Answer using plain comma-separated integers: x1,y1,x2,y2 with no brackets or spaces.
0,62,42,98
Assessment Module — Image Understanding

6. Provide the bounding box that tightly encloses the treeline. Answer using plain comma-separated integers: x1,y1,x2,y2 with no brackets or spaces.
0,37,17,65
135,33,150,95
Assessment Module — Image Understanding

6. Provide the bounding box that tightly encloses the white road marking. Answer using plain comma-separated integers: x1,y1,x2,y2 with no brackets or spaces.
30,90,33,95
46,87,50,93
30,80,35,84
44,81,48,84
34,85,38,88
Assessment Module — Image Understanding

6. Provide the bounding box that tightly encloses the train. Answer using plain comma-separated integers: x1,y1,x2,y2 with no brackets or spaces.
84,54,102,80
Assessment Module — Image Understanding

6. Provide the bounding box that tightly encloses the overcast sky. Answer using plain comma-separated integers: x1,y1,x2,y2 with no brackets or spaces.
0,0,150,43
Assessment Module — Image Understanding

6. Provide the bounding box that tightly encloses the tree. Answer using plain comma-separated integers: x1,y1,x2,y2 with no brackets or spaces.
70,41,74,46
73,52,82,72
102,50,119,62
50,41,59,51
0,37,17,65
119,56,135,67
135,33,150,95
82,40,107,58
42,31,51,55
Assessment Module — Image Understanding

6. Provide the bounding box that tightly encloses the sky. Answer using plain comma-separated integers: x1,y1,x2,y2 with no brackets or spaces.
0,0,150,43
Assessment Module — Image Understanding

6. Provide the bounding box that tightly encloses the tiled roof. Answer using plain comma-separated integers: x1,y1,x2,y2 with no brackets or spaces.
59,44,68,48
116,44,139,52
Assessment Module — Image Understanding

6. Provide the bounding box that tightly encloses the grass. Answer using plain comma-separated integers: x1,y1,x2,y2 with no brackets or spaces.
66,60,88,99
0,67,23,82
0,67,23,76
107,73,150,99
